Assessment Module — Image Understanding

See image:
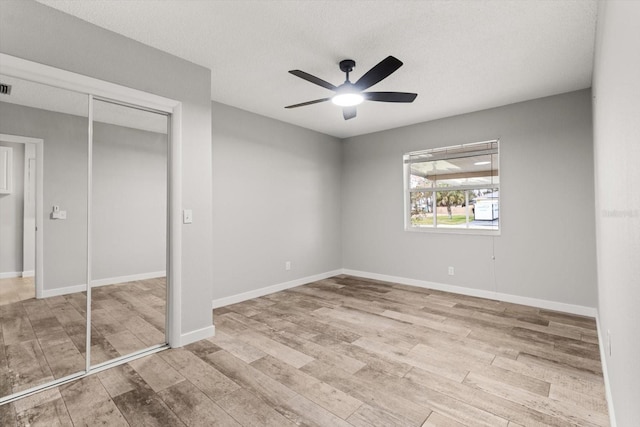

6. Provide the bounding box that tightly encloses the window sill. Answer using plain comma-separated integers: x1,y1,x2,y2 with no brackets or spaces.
405,226,501,236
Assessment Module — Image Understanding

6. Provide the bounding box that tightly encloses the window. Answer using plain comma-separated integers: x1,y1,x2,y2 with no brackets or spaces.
404,139,499,232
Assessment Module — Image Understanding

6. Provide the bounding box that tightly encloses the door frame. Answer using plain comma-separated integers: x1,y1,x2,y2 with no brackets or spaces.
23,146,37,278
0,133,43,296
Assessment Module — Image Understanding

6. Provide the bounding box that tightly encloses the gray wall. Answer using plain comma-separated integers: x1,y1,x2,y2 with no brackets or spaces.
1,102,88,290
92,122,166,281
342,89,597,308
0,0,213,336
593,1,640,425
0,103,167,290
211,102,342,300
0,141,24,275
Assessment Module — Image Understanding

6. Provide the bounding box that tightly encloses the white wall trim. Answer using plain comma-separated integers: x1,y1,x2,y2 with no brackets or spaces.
90,271,165,287
23,147,37,277
212,269,343,308
41,284,86,298
0,134,43,145
167,103,182,348
180,325,215,347
40,271,166,298
210,267,598,317
342,269,598,317
0,53,175,114
595,314,618,427
22,270,35,278
0,271,21,279
0,133,44,298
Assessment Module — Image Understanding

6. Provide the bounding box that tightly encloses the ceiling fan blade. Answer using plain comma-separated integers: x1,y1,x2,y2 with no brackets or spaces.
285,98,331,109
343,106,357,120
289,70,337,91
354,56,403,91
364,92,418,103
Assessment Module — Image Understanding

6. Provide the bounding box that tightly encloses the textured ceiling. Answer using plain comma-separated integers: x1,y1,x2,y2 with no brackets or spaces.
35,0,598,139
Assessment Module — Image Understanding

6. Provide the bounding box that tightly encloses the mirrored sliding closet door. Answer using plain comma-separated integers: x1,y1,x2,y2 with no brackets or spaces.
1,62,172,404
1,74,89,398
89,99,169,367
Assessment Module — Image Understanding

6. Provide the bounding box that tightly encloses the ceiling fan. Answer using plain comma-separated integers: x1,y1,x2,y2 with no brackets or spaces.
285,56,418,120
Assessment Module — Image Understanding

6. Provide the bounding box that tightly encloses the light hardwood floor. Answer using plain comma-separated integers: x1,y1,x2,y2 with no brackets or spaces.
1,275,609,426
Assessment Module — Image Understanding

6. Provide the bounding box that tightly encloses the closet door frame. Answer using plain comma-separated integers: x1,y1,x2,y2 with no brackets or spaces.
87,95,172,371
0,53,183,405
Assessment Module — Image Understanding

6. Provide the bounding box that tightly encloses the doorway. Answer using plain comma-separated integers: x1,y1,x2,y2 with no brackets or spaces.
0,133,41,305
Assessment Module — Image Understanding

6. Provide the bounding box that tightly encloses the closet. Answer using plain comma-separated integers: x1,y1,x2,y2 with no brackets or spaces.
0,56,177,404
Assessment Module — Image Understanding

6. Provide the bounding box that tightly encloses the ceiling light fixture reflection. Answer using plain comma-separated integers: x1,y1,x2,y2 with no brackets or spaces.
474,161,491,165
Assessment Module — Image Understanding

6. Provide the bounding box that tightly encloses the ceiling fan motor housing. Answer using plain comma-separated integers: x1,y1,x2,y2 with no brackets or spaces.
339,59,356,73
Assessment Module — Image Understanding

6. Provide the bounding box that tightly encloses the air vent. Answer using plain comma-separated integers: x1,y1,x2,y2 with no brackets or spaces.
0,83,11,95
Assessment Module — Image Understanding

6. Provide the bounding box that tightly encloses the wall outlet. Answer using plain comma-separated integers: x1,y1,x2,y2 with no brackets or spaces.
285,261,291,271
182,209,193,224
448,266,455,276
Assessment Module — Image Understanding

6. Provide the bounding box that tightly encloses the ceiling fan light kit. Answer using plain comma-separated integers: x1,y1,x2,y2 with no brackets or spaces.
285,56,418,120
331,92,363,107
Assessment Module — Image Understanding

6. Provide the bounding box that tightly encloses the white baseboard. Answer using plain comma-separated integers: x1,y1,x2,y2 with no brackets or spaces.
40,271,166,298
342,269,598,317
41,284,86,298
180,325,215,347
0,271,21,279
212,269,343,308
209,267,597,317
595,314,617,427
90,271,165,287
22,270,35,278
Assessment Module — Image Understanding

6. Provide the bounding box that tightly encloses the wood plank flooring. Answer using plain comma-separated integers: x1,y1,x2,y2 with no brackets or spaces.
0,277,166,401
1,275,609,426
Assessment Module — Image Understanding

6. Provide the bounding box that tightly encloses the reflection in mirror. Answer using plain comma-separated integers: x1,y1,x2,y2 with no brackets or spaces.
90,99,168,365
0,74,88,397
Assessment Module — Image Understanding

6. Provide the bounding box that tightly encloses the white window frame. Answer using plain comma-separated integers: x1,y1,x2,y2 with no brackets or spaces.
403,139,500,235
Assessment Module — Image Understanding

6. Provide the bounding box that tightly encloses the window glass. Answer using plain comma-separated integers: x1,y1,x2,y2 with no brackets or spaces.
405,140,499,232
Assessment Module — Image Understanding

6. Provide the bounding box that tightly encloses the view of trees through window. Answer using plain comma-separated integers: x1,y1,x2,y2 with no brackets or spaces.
404,140,499,231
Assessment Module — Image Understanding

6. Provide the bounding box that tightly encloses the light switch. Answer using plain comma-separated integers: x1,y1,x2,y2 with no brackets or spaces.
183,209,193,224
